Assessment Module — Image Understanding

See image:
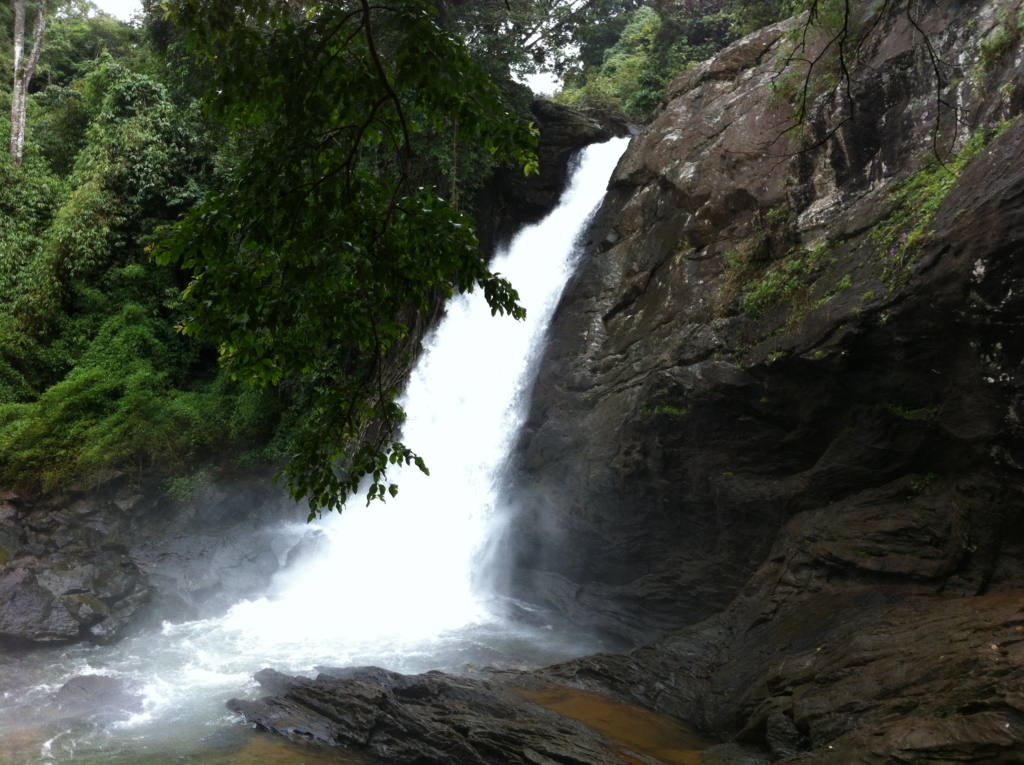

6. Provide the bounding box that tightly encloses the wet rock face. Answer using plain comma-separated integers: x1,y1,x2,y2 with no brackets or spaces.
471,1,1024,762
0,485,153,644
0,567,81,642
548,583,1024,762
0,471,310,646
228,668,633,765
499,1,1024,646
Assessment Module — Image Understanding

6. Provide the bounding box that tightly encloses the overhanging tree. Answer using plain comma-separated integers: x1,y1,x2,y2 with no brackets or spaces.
155,0,539,517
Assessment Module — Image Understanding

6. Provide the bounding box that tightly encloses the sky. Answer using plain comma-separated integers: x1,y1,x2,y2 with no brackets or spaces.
523,71,561,96
93,0,142,21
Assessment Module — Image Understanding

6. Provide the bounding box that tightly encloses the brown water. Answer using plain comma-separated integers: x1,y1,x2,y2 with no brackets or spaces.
0,725,367,765
517,686,708,765
191,733,365,765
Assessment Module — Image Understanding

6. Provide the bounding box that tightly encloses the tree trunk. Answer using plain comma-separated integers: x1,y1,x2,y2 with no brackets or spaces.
9,0,47,168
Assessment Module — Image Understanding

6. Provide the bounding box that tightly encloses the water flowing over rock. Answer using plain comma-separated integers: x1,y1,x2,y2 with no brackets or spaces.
473,100,634,256
0,102,619,650
7,4,1024,763
0,104,640,765
211,6,1024,761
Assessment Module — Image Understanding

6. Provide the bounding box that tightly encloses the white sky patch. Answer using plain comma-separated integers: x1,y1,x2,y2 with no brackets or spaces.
92,0,142,21
521,71,562,96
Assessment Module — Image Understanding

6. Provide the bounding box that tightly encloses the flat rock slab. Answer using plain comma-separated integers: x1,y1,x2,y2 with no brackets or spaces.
229,667,658,765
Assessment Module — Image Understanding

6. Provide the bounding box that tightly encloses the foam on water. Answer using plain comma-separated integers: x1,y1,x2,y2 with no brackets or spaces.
0,137,630,764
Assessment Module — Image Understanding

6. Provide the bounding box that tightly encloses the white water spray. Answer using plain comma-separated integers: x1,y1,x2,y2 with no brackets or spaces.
0,137,630,764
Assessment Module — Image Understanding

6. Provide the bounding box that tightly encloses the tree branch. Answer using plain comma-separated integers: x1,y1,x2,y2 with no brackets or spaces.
360,0,411,172
11,0,25,76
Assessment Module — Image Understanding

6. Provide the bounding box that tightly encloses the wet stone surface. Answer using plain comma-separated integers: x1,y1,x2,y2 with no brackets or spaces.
228,667,707,765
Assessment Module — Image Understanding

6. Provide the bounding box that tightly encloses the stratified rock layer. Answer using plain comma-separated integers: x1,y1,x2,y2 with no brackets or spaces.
227,668,637,765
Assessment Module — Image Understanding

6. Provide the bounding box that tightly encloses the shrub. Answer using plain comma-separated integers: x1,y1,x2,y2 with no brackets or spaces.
0,304,233,492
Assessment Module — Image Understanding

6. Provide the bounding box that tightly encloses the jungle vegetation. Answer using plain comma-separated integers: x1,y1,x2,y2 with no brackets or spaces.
0,0,799,511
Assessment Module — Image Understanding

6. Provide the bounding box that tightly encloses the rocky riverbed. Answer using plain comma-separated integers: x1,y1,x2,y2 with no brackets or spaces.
226,666,712,765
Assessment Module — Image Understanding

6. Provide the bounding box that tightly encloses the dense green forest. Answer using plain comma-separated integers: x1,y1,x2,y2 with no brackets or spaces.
557,0,794,118
0,0,792,510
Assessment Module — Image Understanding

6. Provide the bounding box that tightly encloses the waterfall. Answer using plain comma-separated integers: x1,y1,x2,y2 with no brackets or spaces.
217,136,631,658
0,136,630,764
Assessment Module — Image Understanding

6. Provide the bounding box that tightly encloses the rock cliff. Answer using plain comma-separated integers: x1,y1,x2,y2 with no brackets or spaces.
7,3,1024,762
500,2,1024,644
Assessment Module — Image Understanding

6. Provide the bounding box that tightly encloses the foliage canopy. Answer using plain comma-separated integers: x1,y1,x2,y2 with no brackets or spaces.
0,56,231,493
0,0,549,510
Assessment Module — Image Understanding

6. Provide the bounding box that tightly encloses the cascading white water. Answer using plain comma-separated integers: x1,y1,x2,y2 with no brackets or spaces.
0,137,630,765
219,136,631,654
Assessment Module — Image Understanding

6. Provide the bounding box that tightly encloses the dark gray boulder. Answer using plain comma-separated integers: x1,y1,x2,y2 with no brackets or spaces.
0,547,153,645
0,519,24,564
0,471,307,646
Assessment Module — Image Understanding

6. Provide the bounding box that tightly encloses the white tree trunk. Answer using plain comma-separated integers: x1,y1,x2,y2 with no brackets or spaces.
9,0,46,168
